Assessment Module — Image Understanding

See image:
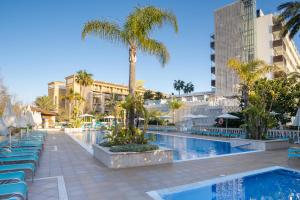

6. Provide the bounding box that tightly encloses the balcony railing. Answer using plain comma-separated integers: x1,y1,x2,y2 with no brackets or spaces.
272,24,282,32
273,55,285,63
210,54,215,62
210,41,215,49
211,67,215,74
211,80,216,87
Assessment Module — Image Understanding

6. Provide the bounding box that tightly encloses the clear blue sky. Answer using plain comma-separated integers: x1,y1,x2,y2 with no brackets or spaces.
0,0,298,103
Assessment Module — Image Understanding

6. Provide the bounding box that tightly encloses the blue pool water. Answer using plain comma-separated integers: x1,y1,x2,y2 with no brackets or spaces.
151,167,300,200
147,133,252,161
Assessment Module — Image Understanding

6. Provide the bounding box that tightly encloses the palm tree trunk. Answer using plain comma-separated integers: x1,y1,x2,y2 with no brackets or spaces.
128,46,136,134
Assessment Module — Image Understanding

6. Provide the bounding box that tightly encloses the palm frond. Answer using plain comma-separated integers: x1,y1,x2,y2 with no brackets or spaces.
138,37,170,66
125,6,178,39
81,20,125,44
277,1,300,38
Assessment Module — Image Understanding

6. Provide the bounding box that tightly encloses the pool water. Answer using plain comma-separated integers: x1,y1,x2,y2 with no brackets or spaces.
146,133,252,161
149,167,300,200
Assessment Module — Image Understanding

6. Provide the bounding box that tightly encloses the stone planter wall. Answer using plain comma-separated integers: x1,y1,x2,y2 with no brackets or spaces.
93,144,173,169
230,138,289,151
64,128,82,133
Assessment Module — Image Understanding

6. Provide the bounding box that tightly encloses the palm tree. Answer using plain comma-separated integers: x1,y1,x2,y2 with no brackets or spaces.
62,89,84,119
227,59,277,108
82,6,178,133
277,1,300,38
75,70,93,112
154,91,165,100
34,96,55,111
183,82,194,94
173,80,185,96
168,98,183,124
143,90,154,100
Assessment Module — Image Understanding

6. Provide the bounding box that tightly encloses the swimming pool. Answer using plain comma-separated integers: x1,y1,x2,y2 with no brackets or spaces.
67,131,254,160
147,166,300,200
147,133,253,161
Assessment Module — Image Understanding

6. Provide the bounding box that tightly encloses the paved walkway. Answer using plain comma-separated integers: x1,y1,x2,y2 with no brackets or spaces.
29,131,300,200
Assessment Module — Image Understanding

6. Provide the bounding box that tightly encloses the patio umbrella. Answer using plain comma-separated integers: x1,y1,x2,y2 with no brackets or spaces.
216,113,239,132
183,114,196,119
0,118,8,136
2,100,17,146
25,107,35,127
192,114,208,119
160,115,172,119
292,108,300,143
34,112,43,127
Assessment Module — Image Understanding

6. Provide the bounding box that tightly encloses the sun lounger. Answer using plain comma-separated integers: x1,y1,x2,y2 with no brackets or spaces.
288,147,300,158
0,155,39,166
0,163,35,181
0,171,25,184
0,182,28,200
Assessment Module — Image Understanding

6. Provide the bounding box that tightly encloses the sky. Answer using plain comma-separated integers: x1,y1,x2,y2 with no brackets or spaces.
0,0,298,103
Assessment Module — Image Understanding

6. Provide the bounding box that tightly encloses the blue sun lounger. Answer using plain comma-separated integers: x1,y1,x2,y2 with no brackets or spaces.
0,152,39,159
0,163,35,181
0,171,25,184
288,147,300,158
0,155,39,166
0,182,28,200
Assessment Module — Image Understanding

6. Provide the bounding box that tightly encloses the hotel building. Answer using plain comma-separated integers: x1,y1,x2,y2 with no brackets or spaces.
48,74,146,115
211,0,300,97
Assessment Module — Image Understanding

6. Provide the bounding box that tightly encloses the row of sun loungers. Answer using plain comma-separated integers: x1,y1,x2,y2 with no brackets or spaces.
0,131,47,200
191,129,242,138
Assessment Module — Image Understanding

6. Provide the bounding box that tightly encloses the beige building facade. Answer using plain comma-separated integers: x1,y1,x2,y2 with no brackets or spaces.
211,0,300,97
48,74,146,115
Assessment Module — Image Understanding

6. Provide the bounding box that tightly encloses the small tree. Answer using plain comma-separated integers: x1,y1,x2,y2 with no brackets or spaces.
154,91,165,100
168,98,183,124
34,96,55,111
143,90,155,100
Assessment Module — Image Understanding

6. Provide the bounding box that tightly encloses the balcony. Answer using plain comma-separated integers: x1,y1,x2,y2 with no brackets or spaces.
210,41,215,49
211,54,215,62
211,80,216,87
211,67,215,74
272,24,282,32
273,55,285,63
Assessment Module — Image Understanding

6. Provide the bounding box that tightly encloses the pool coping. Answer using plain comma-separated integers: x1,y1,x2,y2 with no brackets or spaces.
146,166,300,200
66,132,93,154
152,132,263,163
66,131,263,162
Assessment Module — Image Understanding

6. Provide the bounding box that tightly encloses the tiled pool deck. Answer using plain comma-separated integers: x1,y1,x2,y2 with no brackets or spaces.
29,131,300,200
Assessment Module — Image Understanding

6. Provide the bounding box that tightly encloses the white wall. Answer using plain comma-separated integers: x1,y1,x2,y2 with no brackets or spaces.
256,14,273,64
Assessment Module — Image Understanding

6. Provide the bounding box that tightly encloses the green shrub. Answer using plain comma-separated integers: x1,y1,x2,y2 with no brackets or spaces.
99,141,113,147
109,144,159,152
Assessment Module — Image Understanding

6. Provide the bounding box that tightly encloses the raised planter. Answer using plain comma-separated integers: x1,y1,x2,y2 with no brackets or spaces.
64,128,82,133
230,138,289,151
93,144,173,169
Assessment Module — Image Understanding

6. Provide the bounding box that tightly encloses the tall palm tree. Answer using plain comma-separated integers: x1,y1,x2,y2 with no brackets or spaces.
34,96,55,112
227,59,277,108
183,82,194,94
173,80,185,96
75,70,93,112
82,6,178,133
277,1,300,38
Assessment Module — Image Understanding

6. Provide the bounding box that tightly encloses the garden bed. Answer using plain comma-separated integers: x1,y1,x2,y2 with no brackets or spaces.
92,144,173,169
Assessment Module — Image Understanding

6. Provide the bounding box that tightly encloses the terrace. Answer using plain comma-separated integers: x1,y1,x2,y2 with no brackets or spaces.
28,131,300,200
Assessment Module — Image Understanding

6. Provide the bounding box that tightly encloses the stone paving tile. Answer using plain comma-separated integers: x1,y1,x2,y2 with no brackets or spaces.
28,131,300,200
